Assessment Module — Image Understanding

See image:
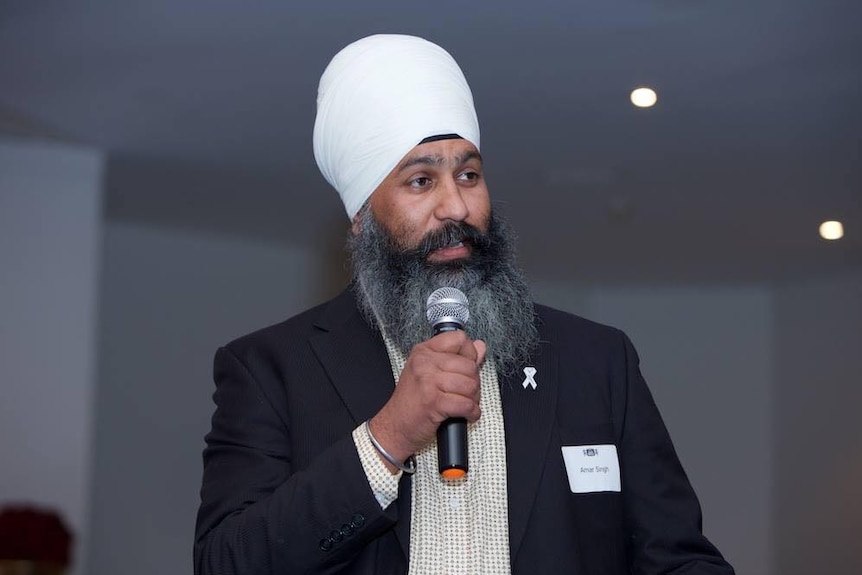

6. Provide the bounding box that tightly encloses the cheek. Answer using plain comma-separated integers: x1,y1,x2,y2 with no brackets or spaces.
467,191,492,229
373,210,423,250
394,221,427,250
373,203,433,246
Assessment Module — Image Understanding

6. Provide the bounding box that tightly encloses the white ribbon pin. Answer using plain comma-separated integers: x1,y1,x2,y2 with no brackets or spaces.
522,366,537,390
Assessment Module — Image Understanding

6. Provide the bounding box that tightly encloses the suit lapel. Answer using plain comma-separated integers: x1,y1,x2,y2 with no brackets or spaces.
501,335,558,561
309,292,393,425
308,289,412,559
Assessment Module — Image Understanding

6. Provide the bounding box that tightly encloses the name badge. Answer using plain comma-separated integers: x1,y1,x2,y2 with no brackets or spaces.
561,444,621,493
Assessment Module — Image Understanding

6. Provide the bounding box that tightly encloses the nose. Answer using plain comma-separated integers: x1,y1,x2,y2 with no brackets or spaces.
433,176,469,223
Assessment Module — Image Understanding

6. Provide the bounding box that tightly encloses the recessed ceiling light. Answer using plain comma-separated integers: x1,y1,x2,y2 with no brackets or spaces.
630,87,657,108
819,220,844,240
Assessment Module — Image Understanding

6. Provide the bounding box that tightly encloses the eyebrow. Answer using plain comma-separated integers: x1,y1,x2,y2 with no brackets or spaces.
397,150,483,173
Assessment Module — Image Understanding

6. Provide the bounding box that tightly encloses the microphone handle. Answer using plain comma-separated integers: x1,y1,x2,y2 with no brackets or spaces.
437,417,468,479
433,321,468,480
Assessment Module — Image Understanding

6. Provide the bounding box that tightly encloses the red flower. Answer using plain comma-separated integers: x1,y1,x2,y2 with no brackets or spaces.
0,505,72,565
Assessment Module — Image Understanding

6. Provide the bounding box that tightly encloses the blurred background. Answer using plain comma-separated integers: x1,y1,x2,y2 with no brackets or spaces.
1,1,860,574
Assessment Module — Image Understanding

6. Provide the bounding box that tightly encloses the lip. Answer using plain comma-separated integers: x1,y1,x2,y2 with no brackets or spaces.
427,243,470,262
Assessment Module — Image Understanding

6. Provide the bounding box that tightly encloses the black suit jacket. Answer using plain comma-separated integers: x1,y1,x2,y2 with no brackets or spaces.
194,288,734,574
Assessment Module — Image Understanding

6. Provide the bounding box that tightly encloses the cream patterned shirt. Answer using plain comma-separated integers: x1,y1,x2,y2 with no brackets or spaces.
353,335,512,575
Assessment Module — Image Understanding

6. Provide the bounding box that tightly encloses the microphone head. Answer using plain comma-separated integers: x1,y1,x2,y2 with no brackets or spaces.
426,287,469,330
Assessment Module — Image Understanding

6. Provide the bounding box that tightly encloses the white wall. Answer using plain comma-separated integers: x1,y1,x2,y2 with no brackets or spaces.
773,270,862,575
85,222,322,575
0,137,104,575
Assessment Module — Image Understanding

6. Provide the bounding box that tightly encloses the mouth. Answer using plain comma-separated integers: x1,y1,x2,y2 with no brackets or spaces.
427,239,470,262
417,221,485,263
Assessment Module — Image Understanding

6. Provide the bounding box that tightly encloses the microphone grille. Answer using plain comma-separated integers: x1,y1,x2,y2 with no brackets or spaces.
426,287,469,328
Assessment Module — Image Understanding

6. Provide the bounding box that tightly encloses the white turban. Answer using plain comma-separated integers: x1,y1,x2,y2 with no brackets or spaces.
313,34,481,220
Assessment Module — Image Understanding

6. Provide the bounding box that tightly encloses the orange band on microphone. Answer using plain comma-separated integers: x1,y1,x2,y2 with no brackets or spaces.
441,468,467,480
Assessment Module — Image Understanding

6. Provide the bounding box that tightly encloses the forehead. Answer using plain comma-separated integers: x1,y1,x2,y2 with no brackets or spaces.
394,138,482,172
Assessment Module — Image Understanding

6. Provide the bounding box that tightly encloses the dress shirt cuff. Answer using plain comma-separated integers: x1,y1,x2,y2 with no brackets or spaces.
352,423,401,509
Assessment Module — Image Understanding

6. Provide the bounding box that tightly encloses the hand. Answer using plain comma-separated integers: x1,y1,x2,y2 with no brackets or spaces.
368,331,486,471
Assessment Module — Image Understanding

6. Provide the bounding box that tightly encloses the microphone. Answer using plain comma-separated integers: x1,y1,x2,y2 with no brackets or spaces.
426,287,470,480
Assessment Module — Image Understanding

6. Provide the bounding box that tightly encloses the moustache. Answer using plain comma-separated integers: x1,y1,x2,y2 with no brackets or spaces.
415,222,490,260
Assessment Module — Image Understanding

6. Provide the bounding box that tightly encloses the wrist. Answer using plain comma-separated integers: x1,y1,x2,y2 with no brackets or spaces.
365,420,416,475
367,417,416,473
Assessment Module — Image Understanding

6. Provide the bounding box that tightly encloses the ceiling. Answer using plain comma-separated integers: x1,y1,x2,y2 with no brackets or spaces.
1,0,860,284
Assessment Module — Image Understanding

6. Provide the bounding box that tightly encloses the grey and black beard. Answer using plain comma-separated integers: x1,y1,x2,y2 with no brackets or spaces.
347,206,539,376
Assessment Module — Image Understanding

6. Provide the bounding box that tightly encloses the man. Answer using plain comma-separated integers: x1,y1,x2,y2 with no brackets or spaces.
194,34,734,575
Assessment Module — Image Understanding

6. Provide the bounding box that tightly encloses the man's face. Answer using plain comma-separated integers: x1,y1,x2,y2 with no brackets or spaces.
355,138,491,263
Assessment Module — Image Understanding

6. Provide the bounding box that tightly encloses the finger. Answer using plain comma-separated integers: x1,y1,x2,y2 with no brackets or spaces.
425,330,473,355
436,372,481,399
437,393,482,423
431,353,482,379
473,339,487,366
456,336,479,362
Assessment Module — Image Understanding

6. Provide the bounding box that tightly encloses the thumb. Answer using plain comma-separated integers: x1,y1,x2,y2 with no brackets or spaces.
473,339,488,367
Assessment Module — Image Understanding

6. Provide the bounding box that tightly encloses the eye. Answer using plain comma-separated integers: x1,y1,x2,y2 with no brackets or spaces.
409,176,432,188
457,170,480,183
